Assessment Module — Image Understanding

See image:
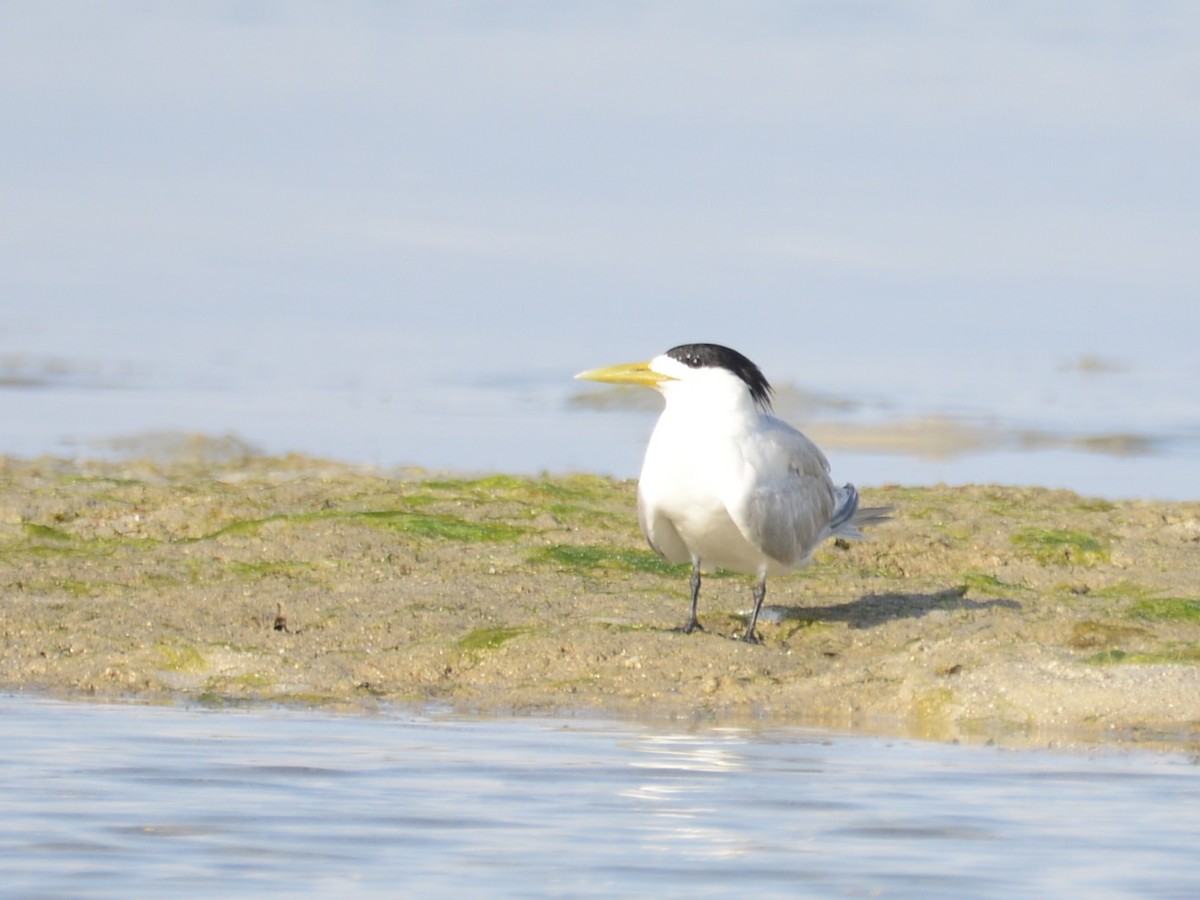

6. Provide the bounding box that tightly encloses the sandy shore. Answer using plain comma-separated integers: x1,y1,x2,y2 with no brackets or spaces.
2,453,1198,750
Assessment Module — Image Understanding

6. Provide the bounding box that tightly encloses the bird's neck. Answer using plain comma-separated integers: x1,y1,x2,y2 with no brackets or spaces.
659,390,764,436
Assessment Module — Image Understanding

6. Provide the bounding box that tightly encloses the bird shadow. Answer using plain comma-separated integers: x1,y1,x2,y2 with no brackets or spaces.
758,589,1022,631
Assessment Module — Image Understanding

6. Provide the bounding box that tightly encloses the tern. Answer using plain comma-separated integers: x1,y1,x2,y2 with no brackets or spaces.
576,343,890,643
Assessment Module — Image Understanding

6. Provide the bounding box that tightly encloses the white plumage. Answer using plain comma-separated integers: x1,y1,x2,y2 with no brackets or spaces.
576,343,889,642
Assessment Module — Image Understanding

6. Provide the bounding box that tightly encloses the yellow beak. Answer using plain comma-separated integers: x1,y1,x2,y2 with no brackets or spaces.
574,361,672,387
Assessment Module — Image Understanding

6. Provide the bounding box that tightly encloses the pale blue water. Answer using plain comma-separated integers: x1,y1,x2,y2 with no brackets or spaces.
2,3,1199,499
2,696,1199,898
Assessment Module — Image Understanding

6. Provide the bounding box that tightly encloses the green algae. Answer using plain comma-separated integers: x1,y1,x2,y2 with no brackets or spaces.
156,641,206,673
21,522,75,542
1127,598,1200,622
1085,647,1200,666
531,543,688,577
228,560,324,579
457,626,532,653
341,509,528,541
1011,528,1110,565
960,572,1026,597
199,506,528,543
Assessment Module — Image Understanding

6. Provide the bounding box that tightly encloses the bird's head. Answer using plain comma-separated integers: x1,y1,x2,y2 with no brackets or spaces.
575,343,774,413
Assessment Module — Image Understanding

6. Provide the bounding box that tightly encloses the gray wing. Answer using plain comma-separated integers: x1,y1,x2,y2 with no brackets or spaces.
727,418,838,567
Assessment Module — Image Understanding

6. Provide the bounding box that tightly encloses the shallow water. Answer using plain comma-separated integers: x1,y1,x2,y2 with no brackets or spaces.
3,342,1198,501
3,696,1199,898
4,4,1200,500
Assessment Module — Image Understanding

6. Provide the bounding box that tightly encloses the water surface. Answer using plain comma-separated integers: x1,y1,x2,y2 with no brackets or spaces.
3,696,1199,898
4,4,1199,499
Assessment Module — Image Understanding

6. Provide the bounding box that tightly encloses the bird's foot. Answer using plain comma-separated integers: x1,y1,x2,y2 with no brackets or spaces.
681,618,705,635
739,629,761,645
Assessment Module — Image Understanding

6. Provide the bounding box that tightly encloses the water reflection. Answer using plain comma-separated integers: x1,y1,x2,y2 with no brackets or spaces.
622,732,753,862
628,731,749,772
3,697,1200,896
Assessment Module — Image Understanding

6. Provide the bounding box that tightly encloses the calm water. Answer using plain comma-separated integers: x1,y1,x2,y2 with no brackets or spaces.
4,4,1200,499
2,695,1199,898
4,351,1198,501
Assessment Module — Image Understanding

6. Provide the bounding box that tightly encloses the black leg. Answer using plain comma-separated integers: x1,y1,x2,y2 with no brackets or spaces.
682,562,704,634
741,576,767,643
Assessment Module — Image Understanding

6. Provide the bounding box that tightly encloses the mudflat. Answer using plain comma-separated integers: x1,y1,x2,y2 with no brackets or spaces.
2,454,1198,749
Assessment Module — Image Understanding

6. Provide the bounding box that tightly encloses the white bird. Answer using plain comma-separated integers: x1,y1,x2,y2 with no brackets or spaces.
576,343,890,643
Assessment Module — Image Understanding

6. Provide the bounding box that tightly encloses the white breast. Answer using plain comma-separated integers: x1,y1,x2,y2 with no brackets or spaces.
637,403,792,576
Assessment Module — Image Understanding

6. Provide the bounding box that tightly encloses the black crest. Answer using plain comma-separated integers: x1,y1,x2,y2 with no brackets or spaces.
666,343,773,410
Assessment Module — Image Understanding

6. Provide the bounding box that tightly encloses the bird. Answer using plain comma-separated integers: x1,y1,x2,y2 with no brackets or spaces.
575,342,890,643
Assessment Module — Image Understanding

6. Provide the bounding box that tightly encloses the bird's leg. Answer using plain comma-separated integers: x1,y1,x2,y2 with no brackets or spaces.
682,562,704,634
742,576,768,643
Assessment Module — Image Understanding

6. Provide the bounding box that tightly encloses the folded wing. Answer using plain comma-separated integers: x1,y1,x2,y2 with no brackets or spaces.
727,418,838,568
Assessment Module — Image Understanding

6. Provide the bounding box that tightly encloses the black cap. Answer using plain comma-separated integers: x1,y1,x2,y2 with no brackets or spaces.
665,343,773,410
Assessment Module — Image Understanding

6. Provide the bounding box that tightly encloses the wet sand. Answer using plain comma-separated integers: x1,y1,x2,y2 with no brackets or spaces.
2,453,1198,749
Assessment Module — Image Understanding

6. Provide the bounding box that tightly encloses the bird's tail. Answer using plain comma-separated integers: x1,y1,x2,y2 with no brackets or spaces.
828,484,893,541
